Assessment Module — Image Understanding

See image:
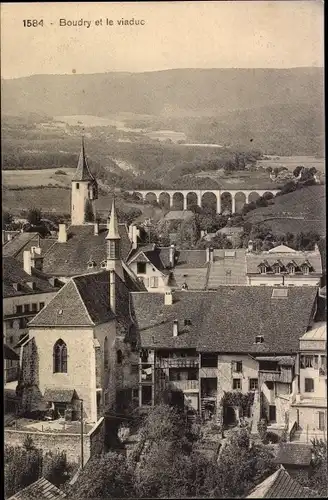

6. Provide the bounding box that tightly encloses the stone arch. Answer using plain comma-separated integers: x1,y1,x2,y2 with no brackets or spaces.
186,192,199,210
172,192,184,210
145,192,158,205
247,191,260,204
221,192,233,214
159,192,171,209
262,191,275,201
201,192,217,213
234,191,247,213
134,192,143,201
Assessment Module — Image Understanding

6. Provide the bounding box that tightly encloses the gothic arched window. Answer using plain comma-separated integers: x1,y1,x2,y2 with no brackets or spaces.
104,337,109,369
53,339,68,373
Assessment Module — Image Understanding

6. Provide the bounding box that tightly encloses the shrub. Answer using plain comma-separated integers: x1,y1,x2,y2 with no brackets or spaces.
55,169,67,175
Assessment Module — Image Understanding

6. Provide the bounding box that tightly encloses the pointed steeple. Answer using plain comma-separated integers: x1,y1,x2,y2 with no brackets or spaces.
73,136,95,182
106,197,120,240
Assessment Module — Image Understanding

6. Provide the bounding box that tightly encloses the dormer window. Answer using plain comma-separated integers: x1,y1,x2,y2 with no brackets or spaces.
184,319,192,326
259,264,267,274
272,263,281,274
301,264,309,275
27,281,36,290
287,263,295,275
255,335,264,344
13,283,22,292
101,261,107,269
87,260,96,269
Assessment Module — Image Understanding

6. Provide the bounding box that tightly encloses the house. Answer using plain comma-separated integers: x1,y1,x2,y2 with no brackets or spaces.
127,244,173,291
130,286,318,424
2,229,21,245
273,443,313,478
246,243,322,287
3,231,57,267
7,477,66,500
246,465,318,498
3,255,62,384
290,322,327,442
19,200,144,423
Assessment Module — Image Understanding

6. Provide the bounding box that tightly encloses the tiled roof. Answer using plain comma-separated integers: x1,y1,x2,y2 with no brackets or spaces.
8,477,66,500
175,249,207,269
246,249,322,274
131,287,317,352
44,388,77,403
208,249,247,287
246,466,318,498
256,356,295,366
42,224,132,277
274,444,312,467
3,256,59,298
29,268,142,327
300,322,326,341
3,232,41,258
169,268,208,290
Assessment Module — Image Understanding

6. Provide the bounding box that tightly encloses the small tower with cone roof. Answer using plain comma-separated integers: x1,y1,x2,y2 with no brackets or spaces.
71,136,98,225
106,197,124,282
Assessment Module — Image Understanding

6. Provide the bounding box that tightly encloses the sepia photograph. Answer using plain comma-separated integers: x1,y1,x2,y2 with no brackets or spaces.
1,1,326,498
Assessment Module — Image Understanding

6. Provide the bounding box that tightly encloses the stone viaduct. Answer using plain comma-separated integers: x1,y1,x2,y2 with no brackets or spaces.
128,188,280,214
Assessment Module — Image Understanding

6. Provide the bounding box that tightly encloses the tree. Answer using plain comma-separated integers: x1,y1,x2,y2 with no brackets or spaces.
67,452,135,499
4,444,42,498
27,208,42,226
293,165,304,177
2,211,13,227
175,215,200,248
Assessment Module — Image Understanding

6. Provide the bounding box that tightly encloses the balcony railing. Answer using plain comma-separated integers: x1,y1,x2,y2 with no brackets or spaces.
259,369,293,384
5,366,19,383
156,357,199,368
169,380,199,392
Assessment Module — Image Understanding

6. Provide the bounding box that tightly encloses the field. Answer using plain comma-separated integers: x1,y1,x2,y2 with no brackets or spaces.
2,168,76,188
195,169,278,190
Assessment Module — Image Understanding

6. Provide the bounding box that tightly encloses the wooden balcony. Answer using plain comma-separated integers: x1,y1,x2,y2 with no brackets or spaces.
259,369,293,384
156,357,199,368
169,380,199,392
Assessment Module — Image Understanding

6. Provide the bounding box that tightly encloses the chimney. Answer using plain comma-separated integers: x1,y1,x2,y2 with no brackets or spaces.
173,320,179,337
58,224,67,243
23,250,32,275
248,240,254,253
164,290,173,305
109,270,116,314
169,244,175,268
94,222,99,236
130,224,139,250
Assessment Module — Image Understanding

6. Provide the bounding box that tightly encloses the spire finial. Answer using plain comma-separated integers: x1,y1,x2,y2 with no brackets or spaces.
106,195,120,240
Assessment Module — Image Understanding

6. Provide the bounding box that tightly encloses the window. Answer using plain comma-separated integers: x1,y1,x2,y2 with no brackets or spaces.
117,350,123,364
318,412,325,431
101,261,107,268
19,317,27,329
288,265,295,275
201,354,217,368
39,302,45,310
53,339,68,373
249,378,258,391
233,379,241,390
16,305,23,314
273,264,281,274
131,364,139,375
255,335,264,344
259,265,266,274
137,262,147,274
301,265,309,275
141,386,152,406
150,276,159,288
76,183,79,189
184,319,192,326
266,381,274,390
304,378,314,393
88,261,96,269
300,355,318,369
233,361,243,373
31,303,37,312
24,304,30,313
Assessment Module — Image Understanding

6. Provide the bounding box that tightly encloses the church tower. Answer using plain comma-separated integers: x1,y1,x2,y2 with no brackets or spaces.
71,137,98,226
106,198,124,282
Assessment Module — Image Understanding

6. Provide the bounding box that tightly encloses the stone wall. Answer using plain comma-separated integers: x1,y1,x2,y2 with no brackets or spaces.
4,418,104,465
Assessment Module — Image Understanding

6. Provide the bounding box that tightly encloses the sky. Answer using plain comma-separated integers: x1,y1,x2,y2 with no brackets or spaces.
1,1,324,79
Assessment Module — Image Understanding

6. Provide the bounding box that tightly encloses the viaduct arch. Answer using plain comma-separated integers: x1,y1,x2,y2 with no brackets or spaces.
128,188,280,214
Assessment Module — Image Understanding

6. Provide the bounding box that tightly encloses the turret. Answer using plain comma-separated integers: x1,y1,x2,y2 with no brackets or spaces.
71,136,98,226
106,198,124,281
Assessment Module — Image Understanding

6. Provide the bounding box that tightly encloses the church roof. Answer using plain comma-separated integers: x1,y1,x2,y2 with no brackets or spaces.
42,224,132,277
72,137,96,182
29,268,144,328
106,198,120,240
